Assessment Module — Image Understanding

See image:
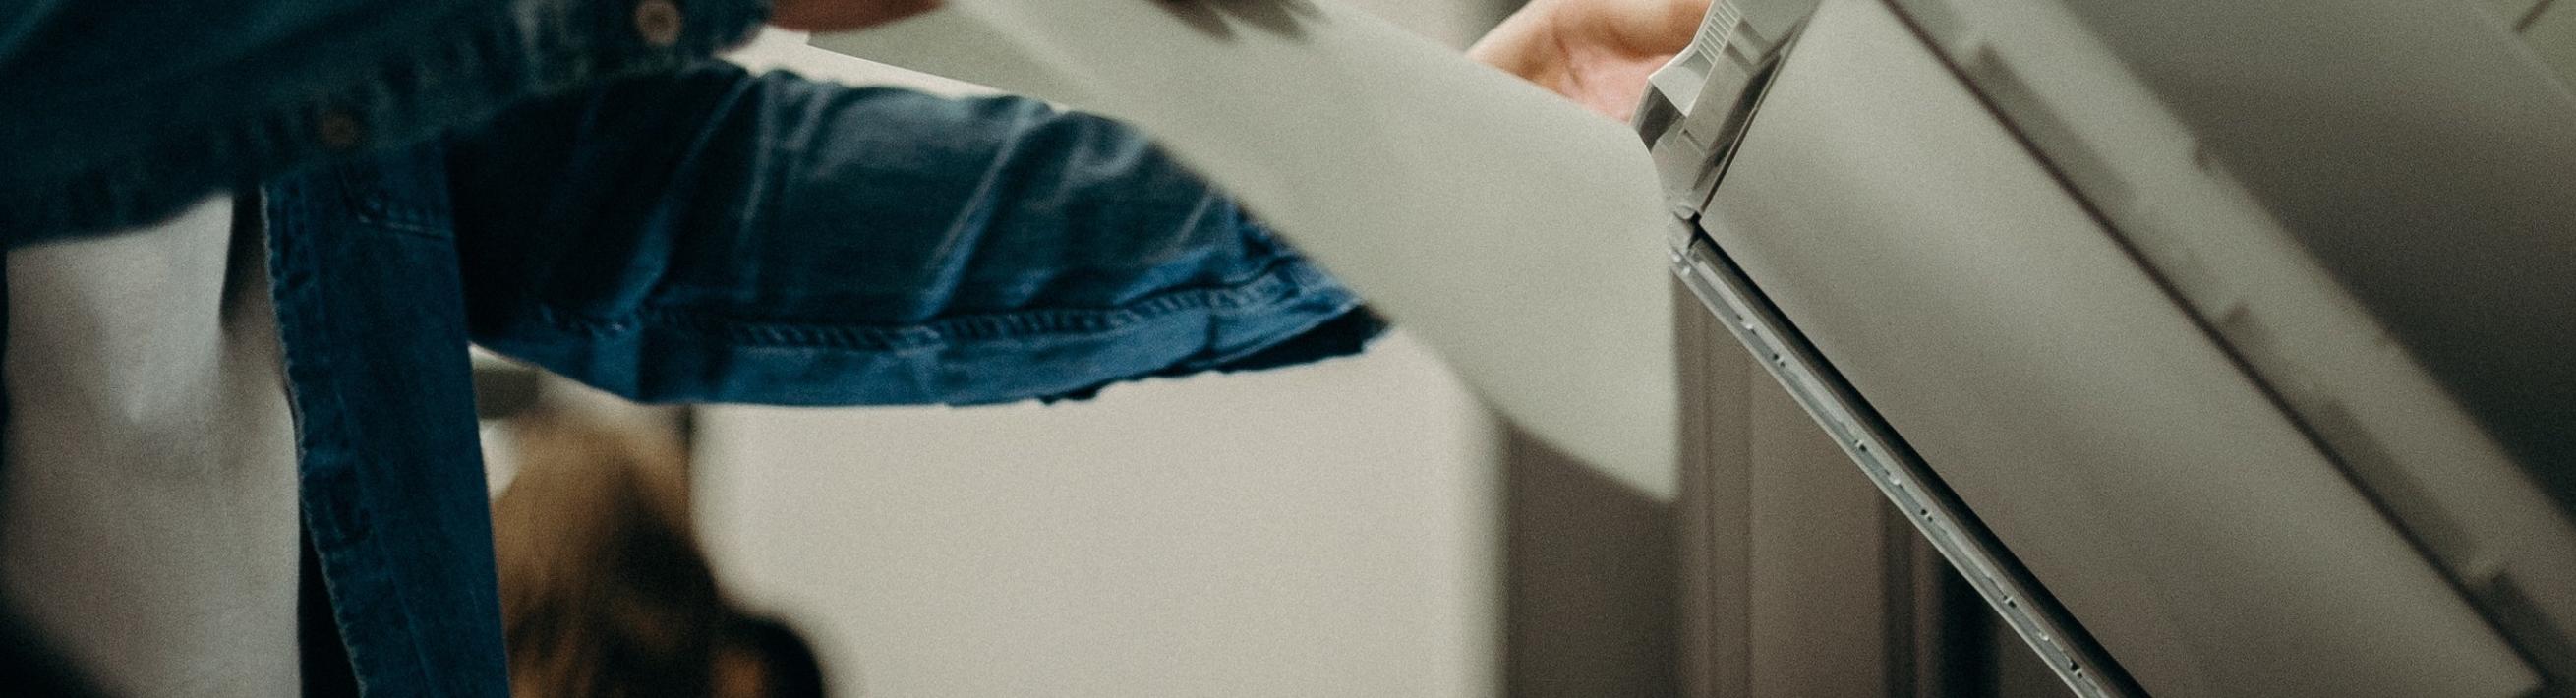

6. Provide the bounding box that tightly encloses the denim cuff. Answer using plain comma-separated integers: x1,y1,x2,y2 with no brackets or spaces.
473,257,1384,408
0,0,769,243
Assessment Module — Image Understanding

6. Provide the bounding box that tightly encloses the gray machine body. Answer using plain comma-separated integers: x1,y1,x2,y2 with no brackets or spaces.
1639,0,2576,696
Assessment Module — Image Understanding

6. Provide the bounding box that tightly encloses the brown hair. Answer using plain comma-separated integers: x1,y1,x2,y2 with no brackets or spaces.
492,413,826,698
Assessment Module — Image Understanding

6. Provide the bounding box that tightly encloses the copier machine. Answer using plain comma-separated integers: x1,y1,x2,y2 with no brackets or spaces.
1637,0,2576,695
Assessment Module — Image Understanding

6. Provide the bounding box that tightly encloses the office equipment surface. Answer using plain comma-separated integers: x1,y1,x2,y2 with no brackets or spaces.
824,1,2576,693
1645,0,2576,695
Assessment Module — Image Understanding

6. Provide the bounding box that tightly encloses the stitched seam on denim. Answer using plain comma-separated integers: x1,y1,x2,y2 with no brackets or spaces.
263,180,423,694
523,259,1325,351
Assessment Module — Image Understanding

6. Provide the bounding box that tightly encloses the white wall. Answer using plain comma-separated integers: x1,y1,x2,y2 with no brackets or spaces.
695,335,1502,698
695,7,1518,696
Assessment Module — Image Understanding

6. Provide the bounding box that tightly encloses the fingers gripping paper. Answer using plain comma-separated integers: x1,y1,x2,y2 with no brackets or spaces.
817,1,1678,496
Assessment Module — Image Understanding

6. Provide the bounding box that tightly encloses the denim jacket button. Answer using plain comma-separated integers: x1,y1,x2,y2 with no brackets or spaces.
317,111,366,151
634,0,684,47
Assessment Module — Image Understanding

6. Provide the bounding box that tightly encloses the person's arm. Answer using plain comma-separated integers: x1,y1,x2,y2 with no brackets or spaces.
445,0,1704,409
446,62,1378,406
804,0,1711,486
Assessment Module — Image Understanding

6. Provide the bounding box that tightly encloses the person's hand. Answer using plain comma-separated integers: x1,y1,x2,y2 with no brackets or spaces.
1468,0,1712,121
769,0,945,31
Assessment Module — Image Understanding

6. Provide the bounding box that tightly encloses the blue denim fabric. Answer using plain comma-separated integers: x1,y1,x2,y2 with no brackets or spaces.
17,58,1378,696
449,64,1376,405
0,0,767,238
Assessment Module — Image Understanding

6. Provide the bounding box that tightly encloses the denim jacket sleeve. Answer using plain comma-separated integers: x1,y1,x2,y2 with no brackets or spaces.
446,62,1382,406
0,0,766,240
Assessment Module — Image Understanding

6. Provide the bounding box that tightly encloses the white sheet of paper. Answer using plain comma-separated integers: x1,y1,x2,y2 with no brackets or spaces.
816,2,1678,497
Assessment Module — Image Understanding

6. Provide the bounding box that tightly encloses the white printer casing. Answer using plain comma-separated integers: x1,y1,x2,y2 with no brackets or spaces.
1641,1,2576,696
